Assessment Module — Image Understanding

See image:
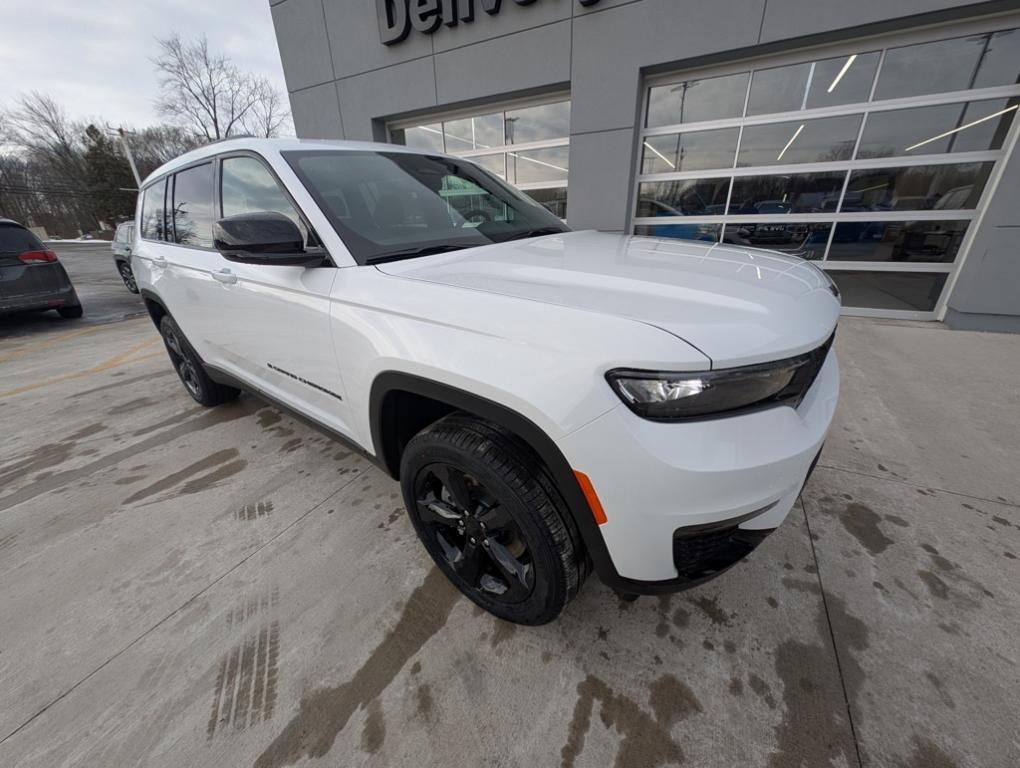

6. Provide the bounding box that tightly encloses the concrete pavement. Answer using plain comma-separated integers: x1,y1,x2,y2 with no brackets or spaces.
0,299,1017,766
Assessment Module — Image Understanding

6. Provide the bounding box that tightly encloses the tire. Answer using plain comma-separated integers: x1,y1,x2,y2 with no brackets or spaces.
118,261,139,293
57,303,83,319
159,315,240,407
400,413,586,625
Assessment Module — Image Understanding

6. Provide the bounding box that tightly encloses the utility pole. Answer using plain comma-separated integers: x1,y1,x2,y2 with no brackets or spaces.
116,127,142,188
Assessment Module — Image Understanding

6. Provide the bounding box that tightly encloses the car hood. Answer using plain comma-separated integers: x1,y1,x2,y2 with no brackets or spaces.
375,230,840,368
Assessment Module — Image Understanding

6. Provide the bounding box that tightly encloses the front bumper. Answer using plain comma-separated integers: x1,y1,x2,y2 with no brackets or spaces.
557,349,838,588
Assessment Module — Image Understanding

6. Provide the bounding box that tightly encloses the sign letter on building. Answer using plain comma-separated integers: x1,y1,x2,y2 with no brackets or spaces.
378,0,599,45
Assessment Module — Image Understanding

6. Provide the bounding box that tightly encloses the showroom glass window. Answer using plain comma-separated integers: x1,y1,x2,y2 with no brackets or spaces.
634,24,1020,317
171,163,215,248
390,98,571,220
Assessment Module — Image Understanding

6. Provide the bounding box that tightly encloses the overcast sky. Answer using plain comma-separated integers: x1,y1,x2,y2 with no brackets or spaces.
0,0,290,131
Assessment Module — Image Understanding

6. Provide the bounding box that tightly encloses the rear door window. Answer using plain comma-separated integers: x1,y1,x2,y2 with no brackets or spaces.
140,180,167,241
0,223,44,254
172,163,215,248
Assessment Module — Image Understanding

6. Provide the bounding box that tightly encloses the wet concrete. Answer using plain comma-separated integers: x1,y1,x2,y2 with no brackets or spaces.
0,315,1017,767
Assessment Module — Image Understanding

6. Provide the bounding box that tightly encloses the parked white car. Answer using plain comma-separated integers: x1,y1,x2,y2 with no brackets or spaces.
133,138,840,624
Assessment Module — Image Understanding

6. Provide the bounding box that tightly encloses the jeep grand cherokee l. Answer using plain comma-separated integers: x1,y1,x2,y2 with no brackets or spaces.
133,139,840,625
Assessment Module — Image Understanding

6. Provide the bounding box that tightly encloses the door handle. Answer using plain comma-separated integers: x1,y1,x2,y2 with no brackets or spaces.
212,268,237,285
151,255,168,268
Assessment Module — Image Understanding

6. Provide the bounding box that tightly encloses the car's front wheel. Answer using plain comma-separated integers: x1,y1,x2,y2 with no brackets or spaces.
159,315,240,407
400,414,586,625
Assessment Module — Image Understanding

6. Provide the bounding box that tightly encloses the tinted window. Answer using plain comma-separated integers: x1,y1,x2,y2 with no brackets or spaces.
506,146,569,184
828,220,968,263
636,179,731,217
875,30,1020,100
723,222,831,260
843,163,993,211
172,163,215,247
827,270,947,311
283,150,567,264
634,223,722,243
641,129,739,174
728,172,846,214
737,115,862,167
647,72,749,127
0,223,44,254
140,180,166,241
524,187,568,219
857,99,1018,158
747,52,880,116
503,101,570,144
221,156,303,233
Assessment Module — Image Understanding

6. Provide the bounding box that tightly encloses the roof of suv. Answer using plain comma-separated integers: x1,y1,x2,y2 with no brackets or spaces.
142,137,448,187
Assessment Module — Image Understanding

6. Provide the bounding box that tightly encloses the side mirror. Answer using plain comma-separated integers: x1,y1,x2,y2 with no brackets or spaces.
213,212,324,266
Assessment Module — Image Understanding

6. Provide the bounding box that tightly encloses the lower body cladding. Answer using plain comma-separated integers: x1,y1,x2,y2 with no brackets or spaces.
559,351,839,586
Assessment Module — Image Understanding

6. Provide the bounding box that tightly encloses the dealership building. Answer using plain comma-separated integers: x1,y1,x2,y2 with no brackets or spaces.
270,0,1020,329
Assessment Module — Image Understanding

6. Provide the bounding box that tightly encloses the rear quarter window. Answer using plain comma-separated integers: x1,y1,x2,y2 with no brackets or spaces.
0,223,44,254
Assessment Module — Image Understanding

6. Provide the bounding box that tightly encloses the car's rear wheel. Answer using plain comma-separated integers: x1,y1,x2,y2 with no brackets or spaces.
400,414,586,625
118,262,138,293
159,315,240,407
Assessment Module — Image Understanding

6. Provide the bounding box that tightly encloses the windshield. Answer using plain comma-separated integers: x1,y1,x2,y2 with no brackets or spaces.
282,149,569,264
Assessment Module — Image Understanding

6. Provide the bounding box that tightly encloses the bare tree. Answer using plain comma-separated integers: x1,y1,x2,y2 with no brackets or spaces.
153,34,289,140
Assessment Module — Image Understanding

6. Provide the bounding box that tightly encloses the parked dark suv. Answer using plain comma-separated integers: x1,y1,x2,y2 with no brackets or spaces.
0,219,83,318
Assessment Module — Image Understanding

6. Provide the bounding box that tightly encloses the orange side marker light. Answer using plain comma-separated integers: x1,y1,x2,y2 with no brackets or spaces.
574,470,608,526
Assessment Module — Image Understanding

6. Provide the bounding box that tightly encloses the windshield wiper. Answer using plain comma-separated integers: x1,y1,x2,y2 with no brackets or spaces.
365,244,472,265
501,227,565,242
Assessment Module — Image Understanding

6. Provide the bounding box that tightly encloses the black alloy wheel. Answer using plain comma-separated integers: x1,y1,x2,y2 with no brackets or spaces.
414,463,535,603
119,262,138,293
400,414,586,625
158,315,240,407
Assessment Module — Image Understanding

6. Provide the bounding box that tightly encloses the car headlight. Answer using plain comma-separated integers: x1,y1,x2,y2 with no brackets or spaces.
606,355,812,421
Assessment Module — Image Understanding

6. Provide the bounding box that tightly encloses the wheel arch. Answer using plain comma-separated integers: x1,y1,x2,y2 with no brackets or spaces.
368,371,620,586
139,289,168,330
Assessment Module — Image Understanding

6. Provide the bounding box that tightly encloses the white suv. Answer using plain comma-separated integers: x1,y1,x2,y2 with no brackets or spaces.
133,138,840,625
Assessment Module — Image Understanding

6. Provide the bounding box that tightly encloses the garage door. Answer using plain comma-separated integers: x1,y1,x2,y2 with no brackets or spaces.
389,96,570,220
634,21,1020,318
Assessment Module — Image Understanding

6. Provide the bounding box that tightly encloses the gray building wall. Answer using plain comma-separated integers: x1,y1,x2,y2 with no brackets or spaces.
270,0,1020,329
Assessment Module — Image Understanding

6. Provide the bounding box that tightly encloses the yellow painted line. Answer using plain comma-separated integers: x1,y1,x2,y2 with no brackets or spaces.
0,337,161,399
0,324,109,365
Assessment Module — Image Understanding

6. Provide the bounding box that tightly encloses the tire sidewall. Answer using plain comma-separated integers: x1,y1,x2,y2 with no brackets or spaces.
400,433,569,625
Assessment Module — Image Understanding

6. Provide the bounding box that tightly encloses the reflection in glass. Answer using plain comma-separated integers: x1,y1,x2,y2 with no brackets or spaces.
525,187,568,219
140,179,166,240
172,163,215,248
395,123,445,151
843,163,993,211
504,101,570,144
728,172,845,214
875,29,1020,100
443,112,504,151
828,220,968,263
640,129,739,174
221,157,302,232
471,153,507,179
723,222,831,259
507,147,569,184
827,270,947,311
636,179,731,217
634,223,722,243
858,99,1018,158
747,52,880,115
737,115,861,167
646,72,749,127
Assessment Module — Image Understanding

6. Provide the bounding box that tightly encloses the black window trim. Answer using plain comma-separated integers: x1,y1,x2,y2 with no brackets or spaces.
136,150,332,264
